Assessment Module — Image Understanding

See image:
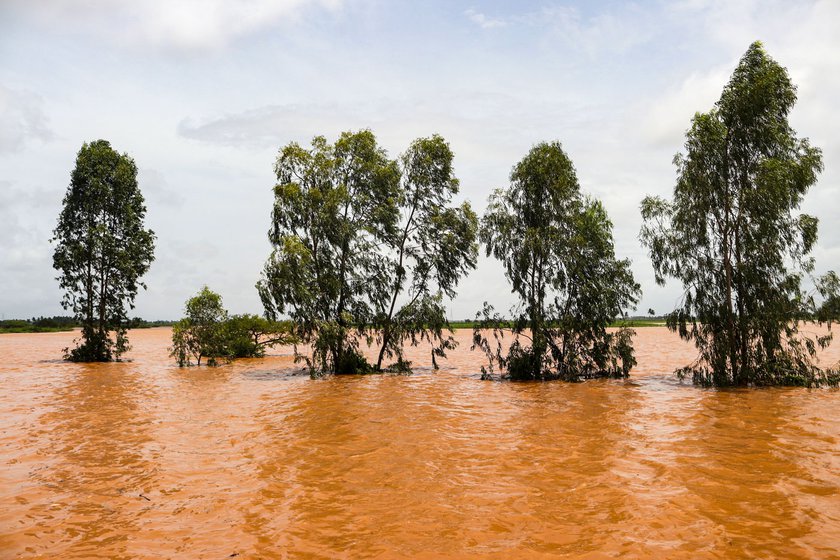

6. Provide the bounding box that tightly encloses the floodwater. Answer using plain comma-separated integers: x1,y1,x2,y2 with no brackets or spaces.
1,327,839,559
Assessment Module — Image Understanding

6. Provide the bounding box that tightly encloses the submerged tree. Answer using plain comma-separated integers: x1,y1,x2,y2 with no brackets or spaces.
171,287,294,366
223,314,295,360
258,131,477,376
52,140,155,362
258,130,402,375
474,142,640,381
372,135,478,372
640,41,838,387
171,286,228,366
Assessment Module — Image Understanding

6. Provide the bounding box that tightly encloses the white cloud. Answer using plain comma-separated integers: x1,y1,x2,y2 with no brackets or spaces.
176,93,595,155
172,94,605,231
641,66,731,148
463,4,657,55
0,181,64,318
534,4,654,56
139,168,186,208
464,8,507,30
642,1,840,167
3,0,344,50
0,85,52,154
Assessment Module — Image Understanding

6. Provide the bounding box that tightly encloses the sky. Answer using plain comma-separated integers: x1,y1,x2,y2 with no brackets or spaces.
1,0,838,321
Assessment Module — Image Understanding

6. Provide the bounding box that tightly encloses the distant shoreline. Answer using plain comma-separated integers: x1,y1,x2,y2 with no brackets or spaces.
0,326,75,334
1,320,668,335
448,320,667,329
0,320,176,334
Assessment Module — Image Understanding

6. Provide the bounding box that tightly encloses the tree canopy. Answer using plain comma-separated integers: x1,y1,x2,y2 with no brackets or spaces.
257,130,401,374
171,286,294,366
474,141,640,381
52,139,155,361
258,130,477,375
372,135,478,372
640,41,838,387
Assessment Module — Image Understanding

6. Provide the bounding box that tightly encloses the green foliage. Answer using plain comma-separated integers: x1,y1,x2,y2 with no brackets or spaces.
816,272,840,323
170,287,294,367
474,142,640,381
170,286,228,366
640,41,838,387
258,130,476,376
125,317,176,328
257,130,400,375
372,135,479,372
52,140,155,362
222,314,295,359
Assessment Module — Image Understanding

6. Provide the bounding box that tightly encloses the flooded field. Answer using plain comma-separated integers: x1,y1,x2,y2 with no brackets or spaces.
1,327,839,559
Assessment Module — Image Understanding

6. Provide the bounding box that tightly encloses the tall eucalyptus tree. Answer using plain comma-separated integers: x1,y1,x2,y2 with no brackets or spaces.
259,130,477,375
372,135,478,372
258,130,401,374
640,41,838,386
52,140,155,361
475,142,640,381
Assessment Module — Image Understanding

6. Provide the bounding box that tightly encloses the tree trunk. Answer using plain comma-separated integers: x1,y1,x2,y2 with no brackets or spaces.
376,199,417,371
722,137,740,384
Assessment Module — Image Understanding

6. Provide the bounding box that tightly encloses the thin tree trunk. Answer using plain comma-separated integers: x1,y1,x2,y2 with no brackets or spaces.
722,136,740,384
376,203,417,370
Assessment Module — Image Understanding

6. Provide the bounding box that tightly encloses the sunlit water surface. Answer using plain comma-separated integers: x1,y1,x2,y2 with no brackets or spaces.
1,327,839,559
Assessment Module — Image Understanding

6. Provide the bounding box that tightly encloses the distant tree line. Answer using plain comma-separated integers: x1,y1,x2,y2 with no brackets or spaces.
48,41,838,386
0,316,77,333
0,316,173,333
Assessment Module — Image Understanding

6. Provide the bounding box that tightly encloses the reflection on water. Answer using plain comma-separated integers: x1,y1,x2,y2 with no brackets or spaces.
1,327,839,558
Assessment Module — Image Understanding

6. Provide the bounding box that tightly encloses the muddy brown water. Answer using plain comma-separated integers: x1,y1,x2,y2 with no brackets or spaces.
1,327,839,559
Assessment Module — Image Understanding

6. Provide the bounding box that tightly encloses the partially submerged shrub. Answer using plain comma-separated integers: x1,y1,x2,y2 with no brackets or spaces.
170,287,294,367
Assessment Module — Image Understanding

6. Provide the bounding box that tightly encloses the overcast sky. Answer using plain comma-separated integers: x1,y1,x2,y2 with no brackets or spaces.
1,0,838,321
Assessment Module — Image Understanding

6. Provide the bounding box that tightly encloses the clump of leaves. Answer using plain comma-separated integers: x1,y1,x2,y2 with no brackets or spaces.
474,142,640,381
